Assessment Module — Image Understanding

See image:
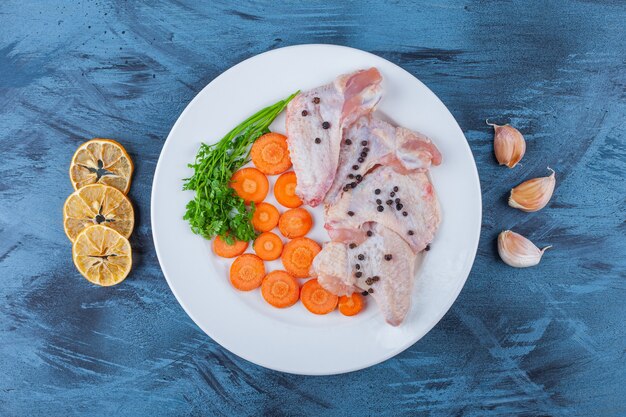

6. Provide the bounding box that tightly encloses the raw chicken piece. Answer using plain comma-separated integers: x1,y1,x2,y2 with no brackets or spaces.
312,223,417,326
285,68,383,206
325,166,440,253
312,242,353,296
324,116,442,205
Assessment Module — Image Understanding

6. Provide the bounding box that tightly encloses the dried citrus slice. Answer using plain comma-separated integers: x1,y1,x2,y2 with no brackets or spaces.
63,184,134,242
70,139,134,194
72,225,132,286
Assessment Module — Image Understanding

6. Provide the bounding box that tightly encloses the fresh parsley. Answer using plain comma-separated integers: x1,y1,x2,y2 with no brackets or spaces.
183,92,298,243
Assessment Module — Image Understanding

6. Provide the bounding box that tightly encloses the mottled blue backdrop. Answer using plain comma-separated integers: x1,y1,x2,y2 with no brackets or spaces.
1,1,625,416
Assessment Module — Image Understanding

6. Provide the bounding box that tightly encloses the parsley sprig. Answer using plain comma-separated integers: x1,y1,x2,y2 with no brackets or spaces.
183,92,298,243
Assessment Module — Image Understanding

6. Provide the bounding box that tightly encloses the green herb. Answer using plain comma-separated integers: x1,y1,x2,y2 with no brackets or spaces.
183,91,299,243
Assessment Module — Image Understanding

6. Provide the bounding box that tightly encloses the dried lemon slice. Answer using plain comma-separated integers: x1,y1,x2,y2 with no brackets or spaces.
63,184,134,242
72,225,132,286
70,139,134,194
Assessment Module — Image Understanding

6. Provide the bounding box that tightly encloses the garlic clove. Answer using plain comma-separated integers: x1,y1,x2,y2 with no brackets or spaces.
509,168,556,212
498,230,551,268
488,121,526,168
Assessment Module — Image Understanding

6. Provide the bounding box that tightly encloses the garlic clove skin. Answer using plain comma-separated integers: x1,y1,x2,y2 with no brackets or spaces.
498,230,551,268
488,121,526,168
509,168,556,212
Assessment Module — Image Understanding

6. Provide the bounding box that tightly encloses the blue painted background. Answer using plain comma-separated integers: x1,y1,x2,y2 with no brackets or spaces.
1,1,625,416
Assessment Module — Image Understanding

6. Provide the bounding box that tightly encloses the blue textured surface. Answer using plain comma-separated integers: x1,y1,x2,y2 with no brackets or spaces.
1,1,625,416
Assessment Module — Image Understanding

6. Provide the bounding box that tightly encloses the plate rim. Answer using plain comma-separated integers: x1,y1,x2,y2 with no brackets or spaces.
151,43,482,375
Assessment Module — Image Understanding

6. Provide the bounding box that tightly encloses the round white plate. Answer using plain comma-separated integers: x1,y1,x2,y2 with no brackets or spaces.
151,44,481,375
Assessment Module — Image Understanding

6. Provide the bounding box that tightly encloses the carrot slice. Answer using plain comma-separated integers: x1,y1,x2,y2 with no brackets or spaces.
212,235,249,258
338,293,364,316
253,232,284,261
278,208,313,238
300,279,338,315
229,254,265,291
261,270,300,308
251,202,280,232
230,167,269,204
274,171,302,208
250,133,292,175
280,237,321,278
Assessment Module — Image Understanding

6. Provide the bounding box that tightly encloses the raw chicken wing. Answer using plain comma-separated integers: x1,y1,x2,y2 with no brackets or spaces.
285,68,382,206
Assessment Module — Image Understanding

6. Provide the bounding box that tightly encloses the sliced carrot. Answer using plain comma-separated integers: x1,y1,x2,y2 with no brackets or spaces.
253,232,284,261
274,171,302,208
278,208,313,238
212,235,249,258
300,279,338,315
280,237,321,278
229,254,265,291
261,270,300,308
230,167,269,204
338,293,364,316
250,133,292,175
251,202,280,232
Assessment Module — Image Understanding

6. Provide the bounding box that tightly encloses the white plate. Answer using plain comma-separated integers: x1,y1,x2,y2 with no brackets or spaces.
151,44,481,375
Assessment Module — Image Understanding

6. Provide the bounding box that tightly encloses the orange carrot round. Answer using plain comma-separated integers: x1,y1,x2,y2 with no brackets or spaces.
261,270,300,308
229,254,265,291
251,202,280,232
230,167,269,204
300,279,338,315
253,232,284,261
278,208,313,238
280,237,321,278
274,171,302,208
212,235,249,258
250,133,292,175
338,293,364,316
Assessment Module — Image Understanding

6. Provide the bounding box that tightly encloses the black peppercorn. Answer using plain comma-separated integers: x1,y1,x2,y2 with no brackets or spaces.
355,271,362,278
408,230,414,236
402,211,408,217
343,185,350,192
358,254,365,260
376,199,382,204
373,276,380,282
366,230,373,237
375,189,381,195
360,152,367,158
347,211,354,217
368,288,374,294
425,244,431,251
352,165,359,170
377,205,384,212
348,173,354,179
322,121,330,129
390,192,395,197
396,204,403,211
363,147,370,152
350,182,357,188
386,200,393,205
361,140,368,146
349,243,356,249
355,264,360,270
314,137,321,144
393,186,399,192
395,198,400,204
362,291,369,296
358,157,364,163
313,97,320,104
365,278,373,285
355,174,362,181
384,254,392,261
345,139,352,145
302,110,308,116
